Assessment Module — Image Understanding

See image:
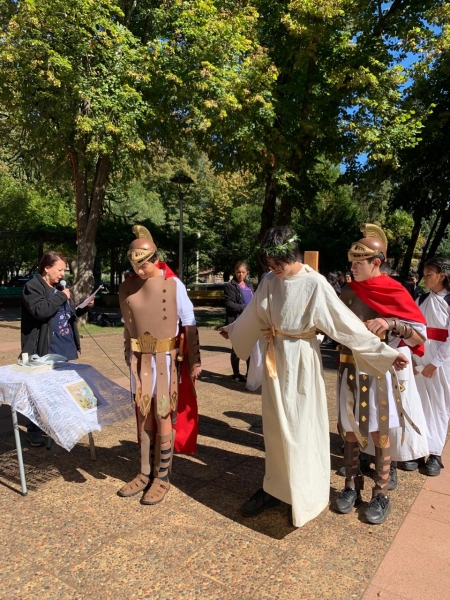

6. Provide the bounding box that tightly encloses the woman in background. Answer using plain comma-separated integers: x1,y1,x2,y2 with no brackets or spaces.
224,261,254,382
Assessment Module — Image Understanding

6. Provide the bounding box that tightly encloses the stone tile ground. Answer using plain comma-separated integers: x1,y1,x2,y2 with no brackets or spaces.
0,316,429,599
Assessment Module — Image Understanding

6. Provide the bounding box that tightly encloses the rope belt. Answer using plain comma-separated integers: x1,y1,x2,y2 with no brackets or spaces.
427,327,448,342
262,326,317,380
130,334,177,354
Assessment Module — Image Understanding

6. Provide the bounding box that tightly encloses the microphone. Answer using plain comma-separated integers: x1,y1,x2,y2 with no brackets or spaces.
59,279,67,290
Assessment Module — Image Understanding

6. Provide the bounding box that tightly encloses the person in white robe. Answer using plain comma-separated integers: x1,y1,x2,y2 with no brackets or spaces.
413,257,450,476
335,224,427,525
219,227,409,529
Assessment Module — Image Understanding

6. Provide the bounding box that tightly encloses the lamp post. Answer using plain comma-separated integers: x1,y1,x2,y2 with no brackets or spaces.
170,173,194,282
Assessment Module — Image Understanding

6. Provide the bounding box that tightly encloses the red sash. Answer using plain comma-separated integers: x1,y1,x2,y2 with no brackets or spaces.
427,327,448,342
350,275,426,356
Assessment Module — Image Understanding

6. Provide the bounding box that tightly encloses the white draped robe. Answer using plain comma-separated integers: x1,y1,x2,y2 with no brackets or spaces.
225,266,399,528
415,290,450,455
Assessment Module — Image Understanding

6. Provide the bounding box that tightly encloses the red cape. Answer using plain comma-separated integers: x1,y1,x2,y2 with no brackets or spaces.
349,275,426,356
135,261,199,454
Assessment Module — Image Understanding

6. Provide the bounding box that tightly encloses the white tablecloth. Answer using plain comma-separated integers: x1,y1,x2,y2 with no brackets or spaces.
0,364,134,451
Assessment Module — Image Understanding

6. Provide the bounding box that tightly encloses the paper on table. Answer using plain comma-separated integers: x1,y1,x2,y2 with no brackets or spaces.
76,285,103,310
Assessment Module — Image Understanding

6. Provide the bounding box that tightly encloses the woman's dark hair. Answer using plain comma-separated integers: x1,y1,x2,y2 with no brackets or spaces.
234,261,248,273
258,227,303,270
424,257,450,289
38,251,67,275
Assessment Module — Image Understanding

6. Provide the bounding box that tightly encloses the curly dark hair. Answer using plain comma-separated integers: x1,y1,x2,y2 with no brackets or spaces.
424,257,450,290
258,227,303,270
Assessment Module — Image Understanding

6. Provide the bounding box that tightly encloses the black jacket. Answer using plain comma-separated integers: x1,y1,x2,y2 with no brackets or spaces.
224,278,254,325
21,274,88,357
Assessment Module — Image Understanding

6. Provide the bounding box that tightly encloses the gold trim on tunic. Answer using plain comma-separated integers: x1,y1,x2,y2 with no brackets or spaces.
130,334,177,354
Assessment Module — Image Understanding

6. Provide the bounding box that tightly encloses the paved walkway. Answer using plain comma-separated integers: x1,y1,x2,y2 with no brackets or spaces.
0,314,449,599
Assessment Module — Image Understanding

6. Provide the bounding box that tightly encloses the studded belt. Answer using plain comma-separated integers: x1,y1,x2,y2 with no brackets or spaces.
130,333,177,354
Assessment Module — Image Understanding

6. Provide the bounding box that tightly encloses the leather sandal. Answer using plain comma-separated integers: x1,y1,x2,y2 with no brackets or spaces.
141,477,170,505
117,473,150,497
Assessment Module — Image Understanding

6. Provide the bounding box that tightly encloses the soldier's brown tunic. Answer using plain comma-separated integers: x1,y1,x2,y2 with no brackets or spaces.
119,274,179,417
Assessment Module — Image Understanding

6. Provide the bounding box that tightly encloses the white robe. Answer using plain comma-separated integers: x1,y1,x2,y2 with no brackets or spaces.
226,265,398,528
339,319,429,463
414,290,450,455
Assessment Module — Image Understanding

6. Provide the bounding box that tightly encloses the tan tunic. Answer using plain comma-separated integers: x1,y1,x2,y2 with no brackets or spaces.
119,275,179,417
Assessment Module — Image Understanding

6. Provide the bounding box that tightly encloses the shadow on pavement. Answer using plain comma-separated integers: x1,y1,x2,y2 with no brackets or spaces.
200,345,230,354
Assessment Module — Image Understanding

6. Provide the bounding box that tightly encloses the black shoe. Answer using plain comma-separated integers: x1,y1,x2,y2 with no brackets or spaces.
398,459,419,471
231,374,247,383
27,431,46,447
240,488,280,517
388,465,398,491
334,488,361,514
337,465,346,477
423,454,444,477
365,494,391,524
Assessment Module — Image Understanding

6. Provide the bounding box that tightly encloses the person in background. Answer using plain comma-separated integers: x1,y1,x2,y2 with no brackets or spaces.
327,272,342,296
409,272,423,300
21,251,93,446
411,257,450,476
224,261,254,382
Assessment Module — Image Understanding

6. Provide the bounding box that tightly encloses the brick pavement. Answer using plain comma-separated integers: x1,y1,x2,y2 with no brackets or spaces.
0,313,448,599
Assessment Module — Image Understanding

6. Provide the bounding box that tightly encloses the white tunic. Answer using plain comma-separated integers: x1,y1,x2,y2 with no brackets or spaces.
414,290,450,455
338,319,429,463
226,266,398,528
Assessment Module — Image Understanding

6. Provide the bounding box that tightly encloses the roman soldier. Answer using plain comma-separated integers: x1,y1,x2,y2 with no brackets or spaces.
335,223,427,524
117,225,201,504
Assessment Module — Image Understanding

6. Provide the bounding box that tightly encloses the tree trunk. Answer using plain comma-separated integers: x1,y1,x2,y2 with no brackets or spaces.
423,202,450,262
69,149,111,304
417,209,442,278
258,171,278,241
399,202,426,278
277,193,292,226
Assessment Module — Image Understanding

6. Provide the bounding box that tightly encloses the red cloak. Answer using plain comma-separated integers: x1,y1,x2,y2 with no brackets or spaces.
133,262,199,454
349,275,426,356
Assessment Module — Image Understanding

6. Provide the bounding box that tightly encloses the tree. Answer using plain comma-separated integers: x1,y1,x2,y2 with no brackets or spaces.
0,0,150,296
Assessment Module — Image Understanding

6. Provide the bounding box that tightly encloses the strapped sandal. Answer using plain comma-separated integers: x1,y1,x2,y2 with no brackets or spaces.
117,473,150,497
141,477,170,505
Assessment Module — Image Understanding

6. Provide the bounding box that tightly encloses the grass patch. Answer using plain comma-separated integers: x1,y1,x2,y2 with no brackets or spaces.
80,323,124,336
79,313,224,334
195,314,225,328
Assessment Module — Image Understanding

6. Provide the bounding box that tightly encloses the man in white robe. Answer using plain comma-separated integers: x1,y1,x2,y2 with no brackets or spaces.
220,227,408,528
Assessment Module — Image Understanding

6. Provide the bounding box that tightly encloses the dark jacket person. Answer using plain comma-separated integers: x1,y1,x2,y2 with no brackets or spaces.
20,251,93,446
224,261,254,382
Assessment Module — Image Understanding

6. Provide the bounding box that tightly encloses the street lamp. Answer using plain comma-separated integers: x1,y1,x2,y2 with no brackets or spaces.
170,173,194,282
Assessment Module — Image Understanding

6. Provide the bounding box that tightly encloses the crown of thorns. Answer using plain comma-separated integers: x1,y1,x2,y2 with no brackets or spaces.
261,234,300,256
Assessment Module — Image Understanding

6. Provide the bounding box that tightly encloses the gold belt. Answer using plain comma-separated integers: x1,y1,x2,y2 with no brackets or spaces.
340,354,355,365
262,326,317,379
130,333,177,354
